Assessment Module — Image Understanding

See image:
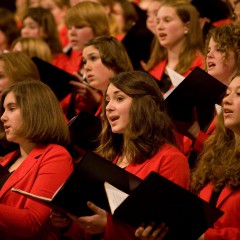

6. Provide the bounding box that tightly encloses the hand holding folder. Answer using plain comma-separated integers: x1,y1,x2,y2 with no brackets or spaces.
11,151,141,216
11,152,222,240
104,172,223,240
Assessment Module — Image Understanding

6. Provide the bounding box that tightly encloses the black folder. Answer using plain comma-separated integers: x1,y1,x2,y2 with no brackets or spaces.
164,67,227,129
112,171,223,240
68,111,102,151
12,151,142,216
31,57,76,101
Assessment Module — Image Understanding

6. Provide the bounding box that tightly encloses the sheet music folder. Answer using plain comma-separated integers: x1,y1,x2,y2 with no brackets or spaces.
11,151,141,217
111,171,223,240
31,57,75,101
164,67,227,128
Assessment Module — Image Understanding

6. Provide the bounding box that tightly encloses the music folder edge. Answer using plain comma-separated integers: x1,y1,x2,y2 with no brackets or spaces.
104,171,223,240
164,67,227,128
11,151,141,217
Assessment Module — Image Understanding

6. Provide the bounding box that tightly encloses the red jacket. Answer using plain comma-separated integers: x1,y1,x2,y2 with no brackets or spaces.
104,143,190,240
199,184,240,240
0,144,73,240
64,144,190,240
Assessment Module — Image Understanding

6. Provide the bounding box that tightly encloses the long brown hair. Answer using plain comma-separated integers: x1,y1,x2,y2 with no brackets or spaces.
191,112,240,194
96,71,176,163
146,0,203,73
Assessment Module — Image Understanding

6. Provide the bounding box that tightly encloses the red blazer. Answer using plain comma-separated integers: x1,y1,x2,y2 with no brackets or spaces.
64,144,190,240
52,53,70,71
199,184,240,240
104,143,190,240
0,144,73,240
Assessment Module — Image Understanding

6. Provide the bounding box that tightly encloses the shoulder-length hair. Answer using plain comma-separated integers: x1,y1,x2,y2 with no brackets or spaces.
0,51,40,84
204,24,240,73
12,37,52,63
0,81,69,146
65,1,110,37
146,0,203,73
96,71,177,163
191,111,240,194
23,7,63,55
83,35,133,74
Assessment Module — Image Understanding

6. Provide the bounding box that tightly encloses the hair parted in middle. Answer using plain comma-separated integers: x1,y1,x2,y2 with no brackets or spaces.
146,0,203,73
96,70,177,163
0,81,69,146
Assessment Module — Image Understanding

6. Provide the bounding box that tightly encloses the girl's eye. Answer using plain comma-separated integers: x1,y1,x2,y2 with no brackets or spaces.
90,56,98,61
116,96,124,102
163,17,171,22
224,91,230,97
105,97,110,103
82,59,86,65
0,73,5,79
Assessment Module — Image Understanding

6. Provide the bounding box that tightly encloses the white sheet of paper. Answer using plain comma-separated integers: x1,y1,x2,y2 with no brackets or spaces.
104,182,129,214
166,66,185,87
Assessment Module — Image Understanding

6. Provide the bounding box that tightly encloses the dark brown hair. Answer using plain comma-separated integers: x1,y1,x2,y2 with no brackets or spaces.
97,70,176,163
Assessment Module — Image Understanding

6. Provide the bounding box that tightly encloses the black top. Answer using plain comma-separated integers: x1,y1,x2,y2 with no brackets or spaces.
0,170,13,190
210,186,224,207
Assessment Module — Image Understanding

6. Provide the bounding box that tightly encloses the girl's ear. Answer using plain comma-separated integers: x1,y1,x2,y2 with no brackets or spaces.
184,21,190,34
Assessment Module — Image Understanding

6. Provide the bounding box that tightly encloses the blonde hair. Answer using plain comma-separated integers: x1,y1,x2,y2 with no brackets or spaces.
65,1,110,36
146,0,203,73
12,37,52,63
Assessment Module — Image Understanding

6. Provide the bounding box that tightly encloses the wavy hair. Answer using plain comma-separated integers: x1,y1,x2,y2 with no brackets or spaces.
204,24,240,73
96,71,176,163
191,110,240,194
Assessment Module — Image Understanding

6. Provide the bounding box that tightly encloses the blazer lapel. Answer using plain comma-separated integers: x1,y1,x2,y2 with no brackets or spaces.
0,146,44,198
199,183,214,202
216,187,233,208
126,160,150,176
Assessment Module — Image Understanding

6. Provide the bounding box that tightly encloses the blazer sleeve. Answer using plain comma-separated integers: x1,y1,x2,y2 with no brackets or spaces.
0,145,73,238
